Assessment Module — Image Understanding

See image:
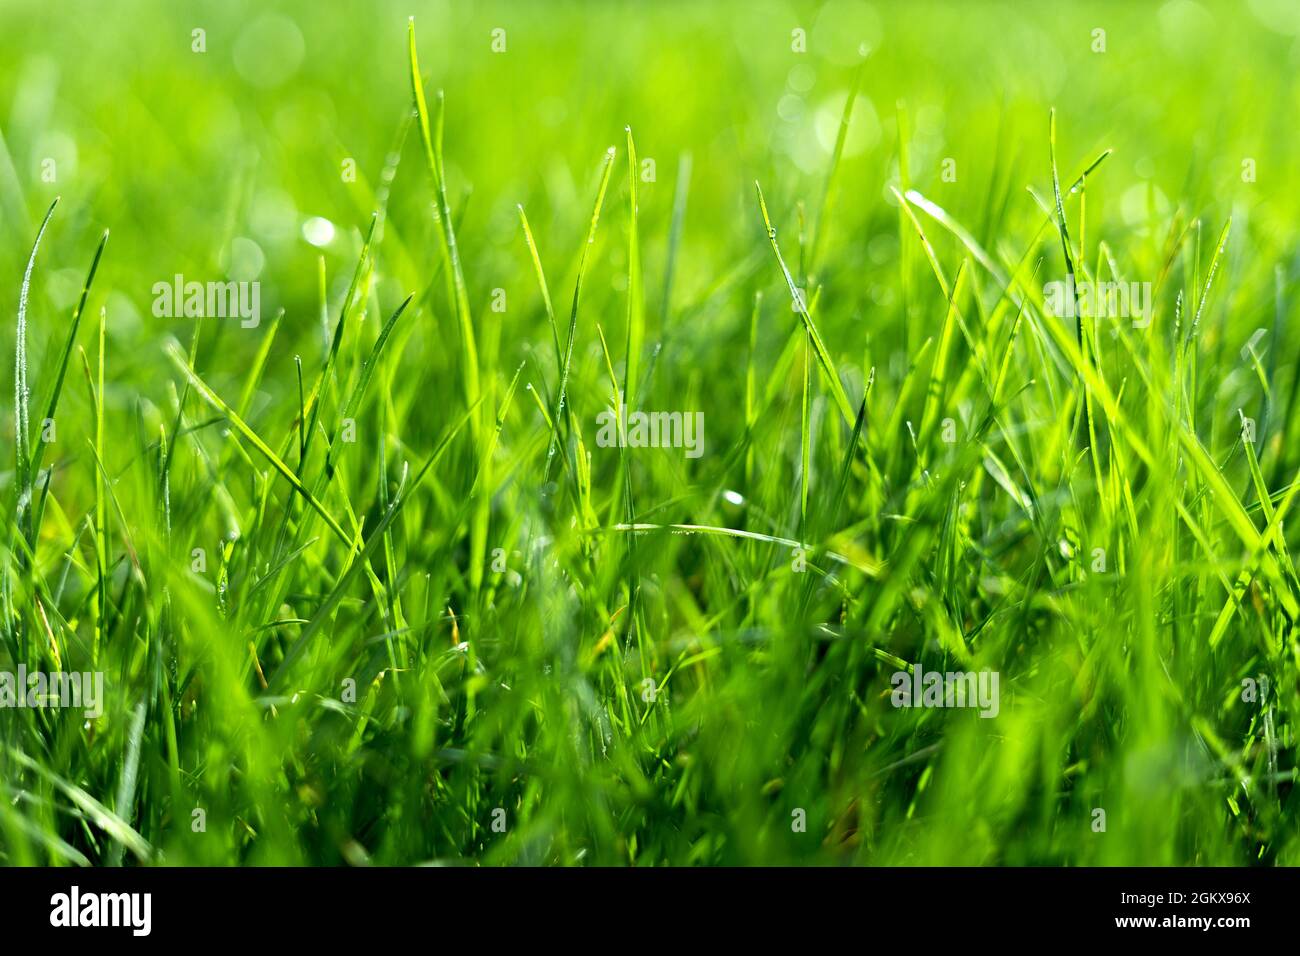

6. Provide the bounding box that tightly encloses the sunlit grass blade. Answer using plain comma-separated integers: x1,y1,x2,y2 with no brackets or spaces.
754,181,855,426
13,197,59,549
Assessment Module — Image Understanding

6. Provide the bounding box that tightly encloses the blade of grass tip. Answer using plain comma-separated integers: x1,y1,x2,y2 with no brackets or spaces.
235,307,283,419
164,341,354,549
891,185,948,297
318,255,329,353
991,268,1036,404
544,146,617,483
294,356,307,469
620,116,650,662
623,126,644,421
919,259,969,448
517,203,561,375
809,53,866,278
1049,109,1091,446
32,228,108,538
1190,217,1232,337
14,198,59,549
622,129,643,588
755,181,855,426
409,18,479,432
266,400,479,691
595,323,621,410
410,21,487,595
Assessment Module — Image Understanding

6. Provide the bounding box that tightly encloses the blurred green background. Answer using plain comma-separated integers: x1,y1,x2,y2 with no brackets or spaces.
4,0,1298,357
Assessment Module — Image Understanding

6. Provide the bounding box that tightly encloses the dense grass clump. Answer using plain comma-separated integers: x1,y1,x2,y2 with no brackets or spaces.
2,0,1299,865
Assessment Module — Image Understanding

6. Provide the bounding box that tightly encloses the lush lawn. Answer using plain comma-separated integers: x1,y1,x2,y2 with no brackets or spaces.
2,0,1298,865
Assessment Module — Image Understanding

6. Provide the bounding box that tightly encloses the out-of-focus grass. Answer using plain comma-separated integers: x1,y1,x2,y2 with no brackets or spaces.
2,0,1299,865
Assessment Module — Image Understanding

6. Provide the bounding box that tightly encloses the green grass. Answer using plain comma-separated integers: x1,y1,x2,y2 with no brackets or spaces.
2,0,1299,866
